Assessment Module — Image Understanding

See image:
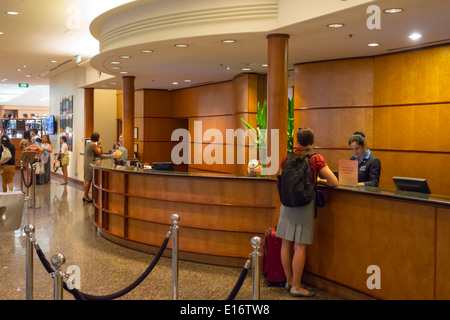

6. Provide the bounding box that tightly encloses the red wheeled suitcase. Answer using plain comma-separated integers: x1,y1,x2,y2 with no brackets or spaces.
261,227,286,286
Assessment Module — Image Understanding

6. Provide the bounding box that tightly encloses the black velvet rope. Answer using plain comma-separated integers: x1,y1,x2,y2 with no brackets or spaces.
34,233,170,300
226,261,250,300
21,166,32,189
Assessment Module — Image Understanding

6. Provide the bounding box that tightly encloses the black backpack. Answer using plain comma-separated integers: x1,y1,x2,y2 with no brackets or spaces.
277,152,315,207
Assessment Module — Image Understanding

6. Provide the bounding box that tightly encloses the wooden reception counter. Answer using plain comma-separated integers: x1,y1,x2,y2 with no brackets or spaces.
93,160,450,299
92,160,280,267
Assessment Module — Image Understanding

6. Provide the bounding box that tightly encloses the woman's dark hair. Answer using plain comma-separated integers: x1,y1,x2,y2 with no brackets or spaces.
90,132,100,142
60,136,67,142
23,131,31,141
1,135,14,150
348,131,366,146
297,127,315,158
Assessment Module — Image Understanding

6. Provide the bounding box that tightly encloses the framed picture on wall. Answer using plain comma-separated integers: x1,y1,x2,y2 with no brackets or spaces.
60,95,74,151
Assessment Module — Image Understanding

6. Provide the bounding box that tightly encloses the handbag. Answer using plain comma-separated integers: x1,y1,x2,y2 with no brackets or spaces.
0,146,12,164
35,160,45,175
314,155,326,217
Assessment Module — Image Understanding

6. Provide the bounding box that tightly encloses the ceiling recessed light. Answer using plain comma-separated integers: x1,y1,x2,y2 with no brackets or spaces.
5,11,19,15
110,61,121,64
0,32,4,35
241,68,252,71
327,23,344,28
383,8,403,14
141,50,153,53
110,82,118,85
262,64,268,67
368,43,380,47
175,44,188,48
51,60,58,63
119,55,131,59
119,71,128,74
221,39,236,43
409,32,422,40
184,80,191,83
111,67,121,70
172,82,179,85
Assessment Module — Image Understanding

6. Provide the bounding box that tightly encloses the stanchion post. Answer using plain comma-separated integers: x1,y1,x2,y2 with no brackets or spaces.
251,236,262,300
20,160,24,193
24,224,35,300
31,163,36,209
51,253,66,300
171,214,180,300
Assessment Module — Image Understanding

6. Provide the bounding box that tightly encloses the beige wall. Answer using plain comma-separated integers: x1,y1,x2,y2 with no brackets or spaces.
50,66,117,182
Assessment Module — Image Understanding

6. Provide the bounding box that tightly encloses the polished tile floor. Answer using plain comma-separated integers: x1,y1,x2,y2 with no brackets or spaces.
0,170,342,300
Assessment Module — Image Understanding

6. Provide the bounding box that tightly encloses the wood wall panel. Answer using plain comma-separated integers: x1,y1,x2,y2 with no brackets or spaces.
296,108,373,149
171,82,234,118
294,45,450,196
373,104,450,152
295,58,374,108
436,207,450,300
374,46,450,105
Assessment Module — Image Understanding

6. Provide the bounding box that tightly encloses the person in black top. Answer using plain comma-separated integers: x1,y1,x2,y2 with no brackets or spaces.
0,135,16,192
348,131,381,187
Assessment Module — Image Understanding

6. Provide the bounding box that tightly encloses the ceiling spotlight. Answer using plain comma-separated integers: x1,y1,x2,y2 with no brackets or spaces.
5,11,19,15
111,67,121,70
172,82,179,85
141,50,154,53
119,71,128,74
119,55,131,59
221,39,236,43
110,61,121,64
408,33,422,40
327,23,344,28
368,43,380,47
51,60,58,63
0,32,4,35
184,80,191,83
383,8,403,14
241,68,252,71
175,44,188,48
262,64,268,67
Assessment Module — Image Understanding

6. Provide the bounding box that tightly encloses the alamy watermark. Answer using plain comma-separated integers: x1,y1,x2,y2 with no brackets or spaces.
170,121,279,175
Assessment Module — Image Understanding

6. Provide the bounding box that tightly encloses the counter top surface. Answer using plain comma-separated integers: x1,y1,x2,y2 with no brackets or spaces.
92,159,450,207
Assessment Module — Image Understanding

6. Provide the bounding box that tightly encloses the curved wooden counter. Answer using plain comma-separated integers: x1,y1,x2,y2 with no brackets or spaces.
92,160,280,266
306,185,450,300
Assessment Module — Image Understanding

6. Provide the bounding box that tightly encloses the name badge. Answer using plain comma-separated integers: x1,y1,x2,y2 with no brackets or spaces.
360,166,366,172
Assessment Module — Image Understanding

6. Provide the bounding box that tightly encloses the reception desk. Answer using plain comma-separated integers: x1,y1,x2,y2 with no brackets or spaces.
92,160,280,267
306,185,450,300
93,160,450,299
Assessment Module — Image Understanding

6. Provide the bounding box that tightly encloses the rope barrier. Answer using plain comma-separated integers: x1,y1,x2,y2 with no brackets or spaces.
226,259,250,300
21,163,33,189
34,230,171,300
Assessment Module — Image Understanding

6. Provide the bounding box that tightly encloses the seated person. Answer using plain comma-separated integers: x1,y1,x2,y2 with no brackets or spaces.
348,131,381,187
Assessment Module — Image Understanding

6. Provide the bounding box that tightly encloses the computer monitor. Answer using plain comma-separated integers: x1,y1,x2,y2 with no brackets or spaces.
152,162,173,171
393,176,431,194
0,192,25,232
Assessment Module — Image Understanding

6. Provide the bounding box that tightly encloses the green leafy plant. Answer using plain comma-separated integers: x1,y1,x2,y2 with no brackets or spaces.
287,97,294,152
240,100,267,149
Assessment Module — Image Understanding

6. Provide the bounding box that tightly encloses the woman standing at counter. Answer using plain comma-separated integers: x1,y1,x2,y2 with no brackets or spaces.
83,132,102,203
277,127,339,298
348,131,381,187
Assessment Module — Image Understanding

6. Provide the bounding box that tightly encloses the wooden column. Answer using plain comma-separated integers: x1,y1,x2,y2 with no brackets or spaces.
267,34,289,175
122,76,135,154
84,88,94,139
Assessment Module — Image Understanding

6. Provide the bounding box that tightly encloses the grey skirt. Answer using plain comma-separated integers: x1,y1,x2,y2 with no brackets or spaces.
276,199,315,245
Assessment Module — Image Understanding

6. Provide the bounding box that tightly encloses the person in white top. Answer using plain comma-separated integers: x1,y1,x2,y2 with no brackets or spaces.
58,136,69,185
40,135,53,184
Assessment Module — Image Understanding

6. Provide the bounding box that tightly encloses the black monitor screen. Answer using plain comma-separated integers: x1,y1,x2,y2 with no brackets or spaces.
393,176,431,194
152,162,173,171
